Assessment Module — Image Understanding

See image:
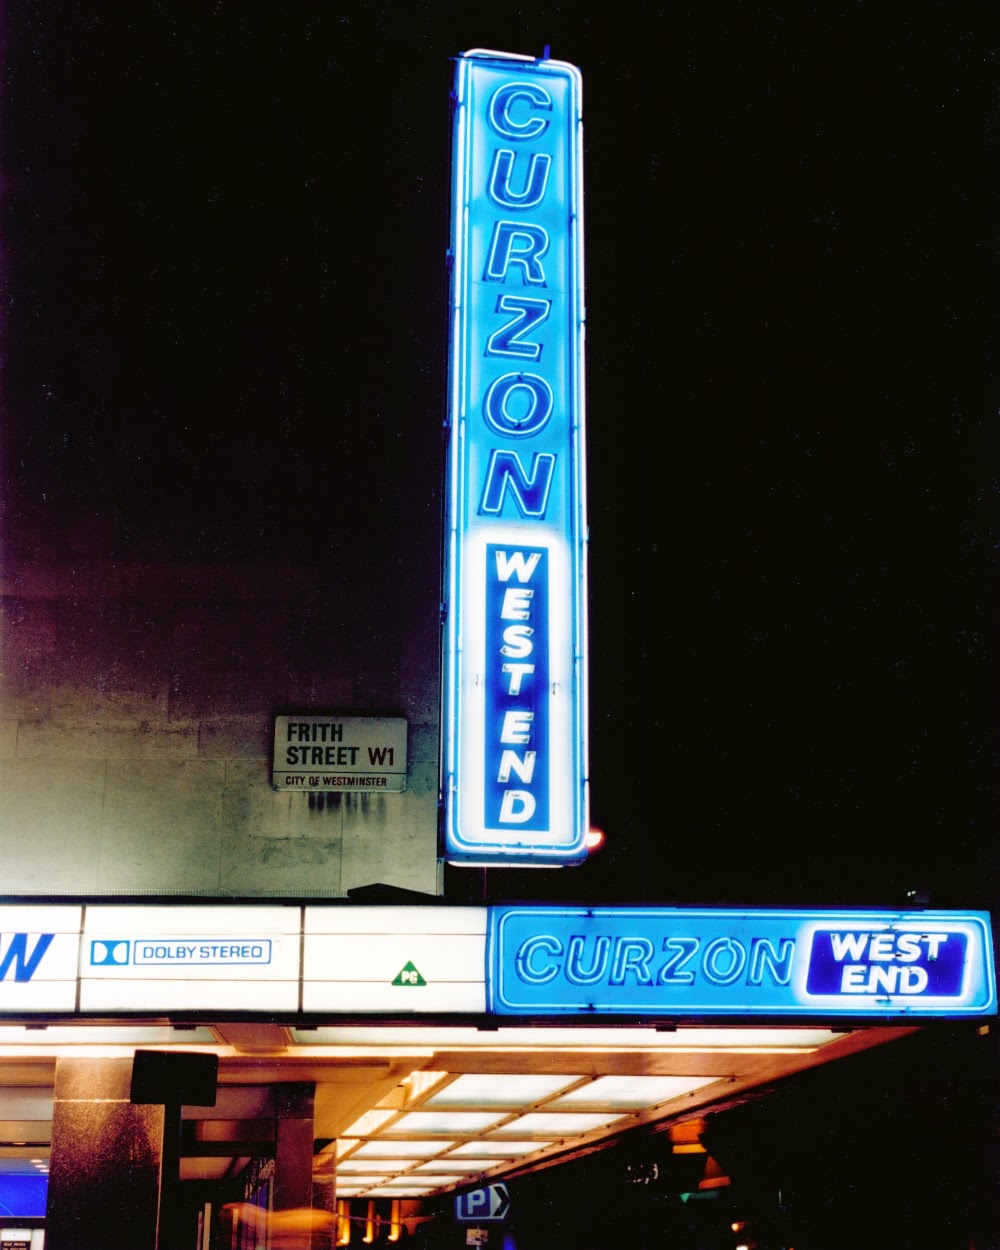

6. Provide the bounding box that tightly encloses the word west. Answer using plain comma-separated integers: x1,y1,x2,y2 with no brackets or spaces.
807,929,966,997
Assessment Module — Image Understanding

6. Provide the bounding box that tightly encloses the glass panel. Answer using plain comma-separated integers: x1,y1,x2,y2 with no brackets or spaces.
549,1075,717,1108
423,1073,579,1107
448,1140,551,1158
336,1159,402,1174
347,1140,449,1159
382,1111,506,1136
497,1111,623,1135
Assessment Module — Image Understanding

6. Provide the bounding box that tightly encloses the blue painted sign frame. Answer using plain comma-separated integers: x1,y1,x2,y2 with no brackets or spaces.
442,49,589,865
487,906,997,1018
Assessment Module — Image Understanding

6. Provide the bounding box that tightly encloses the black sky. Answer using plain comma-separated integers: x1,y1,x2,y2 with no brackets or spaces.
3,2,999,909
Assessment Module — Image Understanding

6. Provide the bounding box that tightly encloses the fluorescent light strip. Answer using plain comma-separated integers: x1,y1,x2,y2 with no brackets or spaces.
448,1140,553,1158
347,1186,441,1198
335,1160,404,1175
344,1141,453,1160
290,1026,838,1052
376,1111,507,1136
0,1027,218,1045
408,1160,491,1174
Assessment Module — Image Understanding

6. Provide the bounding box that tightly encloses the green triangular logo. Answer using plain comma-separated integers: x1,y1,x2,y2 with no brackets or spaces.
392,961,427,987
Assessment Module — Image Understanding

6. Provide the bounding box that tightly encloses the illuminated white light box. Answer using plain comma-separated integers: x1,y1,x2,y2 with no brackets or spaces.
302,906,487,1013
0,907,81,1012
443,48,589,865
80,905,301,1012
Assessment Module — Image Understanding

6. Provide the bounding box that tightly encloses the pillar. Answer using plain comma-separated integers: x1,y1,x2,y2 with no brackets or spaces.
45,1058,165,1250
272,1083,315,1212
270,1084,335,1249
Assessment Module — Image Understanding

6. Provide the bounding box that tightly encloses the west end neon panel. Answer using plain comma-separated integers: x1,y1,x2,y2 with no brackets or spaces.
443,49,589,865
486,907,998,1018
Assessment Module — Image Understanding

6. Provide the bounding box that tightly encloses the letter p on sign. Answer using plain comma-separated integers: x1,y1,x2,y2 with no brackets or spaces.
456,1184,510,1222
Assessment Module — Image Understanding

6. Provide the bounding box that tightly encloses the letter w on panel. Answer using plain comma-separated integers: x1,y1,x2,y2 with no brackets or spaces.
0,933,53,982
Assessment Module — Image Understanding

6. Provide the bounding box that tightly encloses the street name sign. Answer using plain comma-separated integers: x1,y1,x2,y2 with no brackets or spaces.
272,716,407,792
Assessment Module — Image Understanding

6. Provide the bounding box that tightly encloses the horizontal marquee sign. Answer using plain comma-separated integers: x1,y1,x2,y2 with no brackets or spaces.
272,716,407,792
487,907,997,1018
442,49,589,865
0,905,991,1020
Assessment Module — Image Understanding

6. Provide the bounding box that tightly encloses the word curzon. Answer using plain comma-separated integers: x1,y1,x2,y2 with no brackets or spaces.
512,934,794,988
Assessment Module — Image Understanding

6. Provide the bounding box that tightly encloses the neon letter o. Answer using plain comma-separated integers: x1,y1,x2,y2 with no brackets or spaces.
483,373,553,439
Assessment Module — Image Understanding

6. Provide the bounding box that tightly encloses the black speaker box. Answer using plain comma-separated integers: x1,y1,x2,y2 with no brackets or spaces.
130,1049,218,1106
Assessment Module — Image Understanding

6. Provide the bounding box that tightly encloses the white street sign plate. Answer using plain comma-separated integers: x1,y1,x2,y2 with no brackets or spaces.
273,716,407,792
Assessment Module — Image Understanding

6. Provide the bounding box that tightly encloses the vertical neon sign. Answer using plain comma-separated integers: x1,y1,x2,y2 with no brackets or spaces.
443,50,588,865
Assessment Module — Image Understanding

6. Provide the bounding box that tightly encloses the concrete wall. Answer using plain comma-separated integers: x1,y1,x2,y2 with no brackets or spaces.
0,560,441,897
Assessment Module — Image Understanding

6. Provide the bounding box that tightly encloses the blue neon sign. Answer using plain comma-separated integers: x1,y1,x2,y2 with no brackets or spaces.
443,49,588,865
487,907,997,1018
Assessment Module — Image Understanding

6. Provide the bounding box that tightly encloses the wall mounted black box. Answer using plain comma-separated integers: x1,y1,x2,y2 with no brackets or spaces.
130,1050,218,1106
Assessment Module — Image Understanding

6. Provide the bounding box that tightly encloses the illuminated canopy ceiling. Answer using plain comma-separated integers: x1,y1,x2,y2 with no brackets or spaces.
0,1020,919,1197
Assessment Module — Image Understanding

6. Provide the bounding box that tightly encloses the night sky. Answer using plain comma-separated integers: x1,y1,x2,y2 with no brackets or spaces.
3,3,998,909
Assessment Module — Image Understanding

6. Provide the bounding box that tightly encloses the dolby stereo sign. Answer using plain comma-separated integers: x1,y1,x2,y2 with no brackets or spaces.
443,49,588,865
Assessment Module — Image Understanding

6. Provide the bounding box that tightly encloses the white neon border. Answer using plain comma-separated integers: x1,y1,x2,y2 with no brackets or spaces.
443,50,589,864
